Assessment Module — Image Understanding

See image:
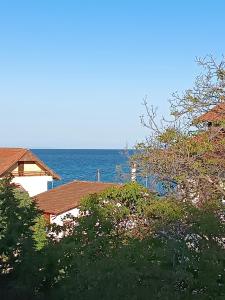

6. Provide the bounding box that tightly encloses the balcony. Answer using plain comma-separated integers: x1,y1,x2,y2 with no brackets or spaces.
11,170,49,177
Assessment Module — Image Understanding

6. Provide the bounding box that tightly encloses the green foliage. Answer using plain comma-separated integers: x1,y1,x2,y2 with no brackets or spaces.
35,184,225,300
0,177,35,273
158,127,182,144
1,181,224,299
32,215,48,250
144,198,184,223
82,182,150,209
0,177,49,299
80,183,153,232
12,187,48,250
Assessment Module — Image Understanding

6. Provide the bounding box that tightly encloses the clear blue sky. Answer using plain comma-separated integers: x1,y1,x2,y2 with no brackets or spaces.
0,0,225,149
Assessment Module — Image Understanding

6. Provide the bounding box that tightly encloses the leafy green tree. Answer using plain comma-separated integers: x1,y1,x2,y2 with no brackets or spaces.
0,176,48,299
135,56,225,203
0,182,222,299
35,184,225,300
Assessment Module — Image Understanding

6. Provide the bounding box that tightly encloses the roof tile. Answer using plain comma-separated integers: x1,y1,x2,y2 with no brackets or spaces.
196,103,225,123
34,181,118,215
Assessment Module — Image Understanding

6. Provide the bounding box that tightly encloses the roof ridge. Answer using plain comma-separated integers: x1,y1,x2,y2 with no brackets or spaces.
73,180,117,184
0,147,28,150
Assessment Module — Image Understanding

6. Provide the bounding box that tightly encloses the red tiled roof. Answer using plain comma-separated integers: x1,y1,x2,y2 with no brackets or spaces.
34,181,119,215
0,148,27,176
196,103,225,123
0,148,60,180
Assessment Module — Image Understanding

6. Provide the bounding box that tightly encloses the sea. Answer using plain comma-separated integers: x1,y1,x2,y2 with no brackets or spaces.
32,149,132,188
32,149,169,194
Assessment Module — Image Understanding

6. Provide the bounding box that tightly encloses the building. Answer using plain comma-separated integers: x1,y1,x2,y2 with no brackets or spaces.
0,148,119,226
196,102,225,127
34,181,117,225
0,148,60,196
188,103,225,202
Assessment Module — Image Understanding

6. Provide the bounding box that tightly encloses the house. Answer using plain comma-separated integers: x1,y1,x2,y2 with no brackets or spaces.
0,148,119,226
193,103,225,145
188,103,225,201
195,102,225,127
0,148,60,196
34,181,117,225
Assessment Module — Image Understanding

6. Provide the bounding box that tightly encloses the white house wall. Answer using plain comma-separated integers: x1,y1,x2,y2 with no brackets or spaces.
12,175,53,197
50,208,80,226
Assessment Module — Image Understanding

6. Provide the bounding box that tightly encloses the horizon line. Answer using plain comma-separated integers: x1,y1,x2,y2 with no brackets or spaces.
31,148,134,150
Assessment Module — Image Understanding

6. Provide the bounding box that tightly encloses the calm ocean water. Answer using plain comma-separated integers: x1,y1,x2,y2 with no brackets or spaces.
32,149,131,188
